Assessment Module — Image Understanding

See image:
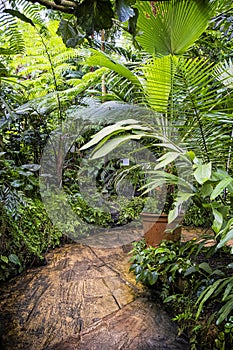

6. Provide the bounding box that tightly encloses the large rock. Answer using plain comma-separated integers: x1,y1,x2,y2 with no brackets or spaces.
0,242,189,350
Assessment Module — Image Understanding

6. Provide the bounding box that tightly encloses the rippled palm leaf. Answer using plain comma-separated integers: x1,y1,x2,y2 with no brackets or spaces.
135,0,215,56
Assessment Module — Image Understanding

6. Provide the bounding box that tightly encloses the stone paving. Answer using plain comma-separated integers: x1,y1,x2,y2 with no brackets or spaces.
0,229,189,350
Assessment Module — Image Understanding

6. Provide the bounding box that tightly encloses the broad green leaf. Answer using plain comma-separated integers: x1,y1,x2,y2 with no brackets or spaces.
227,182,233,194
217,229,233,249
148,271,159,285
86,49,141,87
116,0,135,22
222,280,233,301
212,209,223,233
91,134,143,159
199,262,212,275
200,183,213,198
17,170,33,176
168,191,194,223
186,151,196,162
154,152,181,170
75,0,114,34
216,298,233,325
80,119,140,150
210,177,233,200
57,19,85,47
9,254,21,265
21,164,41,172
194,162,212,184
135,0,214,56
184,266,197,277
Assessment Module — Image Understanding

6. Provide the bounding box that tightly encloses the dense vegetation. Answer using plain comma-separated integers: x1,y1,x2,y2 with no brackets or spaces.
0,0,233,348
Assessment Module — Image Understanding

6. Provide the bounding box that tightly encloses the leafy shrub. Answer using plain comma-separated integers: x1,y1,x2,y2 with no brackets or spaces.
0,197,62,281
69,193,144,228
129,239,233,349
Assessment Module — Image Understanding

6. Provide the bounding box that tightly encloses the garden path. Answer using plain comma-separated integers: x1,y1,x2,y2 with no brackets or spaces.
0,228,190,350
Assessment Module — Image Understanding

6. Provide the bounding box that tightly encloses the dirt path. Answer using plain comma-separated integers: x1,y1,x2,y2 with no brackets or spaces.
0,235,189,350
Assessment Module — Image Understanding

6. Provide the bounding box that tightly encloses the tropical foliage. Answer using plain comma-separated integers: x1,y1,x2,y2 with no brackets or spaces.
0,0,233,348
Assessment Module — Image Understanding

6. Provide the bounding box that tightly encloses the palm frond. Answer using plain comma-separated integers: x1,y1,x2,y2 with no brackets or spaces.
135,0,215,56
86,49,142,88
173,58,233,167
143,55,177,113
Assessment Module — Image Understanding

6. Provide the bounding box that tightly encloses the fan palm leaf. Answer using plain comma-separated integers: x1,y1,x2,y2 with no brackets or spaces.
83,1,233,170
135,0,216,56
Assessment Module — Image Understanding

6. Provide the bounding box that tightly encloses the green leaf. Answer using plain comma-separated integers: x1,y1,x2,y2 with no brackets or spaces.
11,180,24,188
0,62,8,77
200,183,213,198
196,279,223,319
210,177,233,200
222,280,233,301
154,151,181,170
91,134,143,159
8,254,21,265
75,0,114,34
0,255,9,264
184,266,197,277
143,56,176,113
194,162,212,184
148,271,159,285
4,9,35,27
199,262,212,275
135,0,214,56
168,191,194,223
86,49,141,87
212,208,223,233
163,295,177,303
80,119,141,150
17,170,33,176
21,164,41,172
0,47,15,55
216,298,233,325
217,229,233,249
57,19,85,47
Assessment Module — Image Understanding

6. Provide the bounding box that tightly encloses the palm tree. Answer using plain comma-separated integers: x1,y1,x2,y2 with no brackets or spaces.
79,0,233,229
83,0,232,170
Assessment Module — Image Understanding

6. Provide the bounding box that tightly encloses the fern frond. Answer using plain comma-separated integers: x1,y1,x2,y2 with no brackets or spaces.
0,1,25,54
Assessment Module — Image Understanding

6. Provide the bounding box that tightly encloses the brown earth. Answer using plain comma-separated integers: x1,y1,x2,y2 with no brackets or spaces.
0,228,190,350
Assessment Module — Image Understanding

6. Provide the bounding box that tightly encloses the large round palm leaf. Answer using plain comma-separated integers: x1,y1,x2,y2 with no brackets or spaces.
135,0,215,56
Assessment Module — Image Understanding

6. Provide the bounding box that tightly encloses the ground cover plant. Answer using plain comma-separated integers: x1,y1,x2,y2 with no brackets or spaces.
129,239,233,350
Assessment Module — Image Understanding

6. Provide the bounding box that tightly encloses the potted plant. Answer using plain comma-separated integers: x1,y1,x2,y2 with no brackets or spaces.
141,183,183,246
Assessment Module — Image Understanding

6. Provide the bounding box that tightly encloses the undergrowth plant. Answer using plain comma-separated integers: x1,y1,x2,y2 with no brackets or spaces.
0,197,62,281
129,239,233,350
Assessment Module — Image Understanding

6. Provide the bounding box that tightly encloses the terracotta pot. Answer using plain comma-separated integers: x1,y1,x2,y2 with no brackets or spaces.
141,213,182,247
